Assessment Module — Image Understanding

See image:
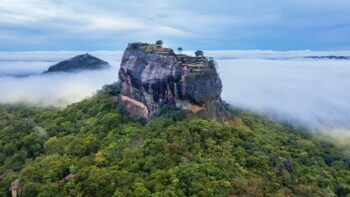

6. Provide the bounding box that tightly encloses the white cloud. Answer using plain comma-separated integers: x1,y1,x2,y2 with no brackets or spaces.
154,26,194,37
216,55,350,132
2,50,350,134
0,0,198,38
0,69,117,107
87,17,143,31
2,0,350,50
0,51,121,106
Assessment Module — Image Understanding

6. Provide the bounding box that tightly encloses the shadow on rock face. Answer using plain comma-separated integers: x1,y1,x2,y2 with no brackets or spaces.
118,42,227,121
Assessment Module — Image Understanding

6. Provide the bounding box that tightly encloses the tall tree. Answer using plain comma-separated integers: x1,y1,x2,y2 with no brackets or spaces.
155,40,163,48
195,50,204,57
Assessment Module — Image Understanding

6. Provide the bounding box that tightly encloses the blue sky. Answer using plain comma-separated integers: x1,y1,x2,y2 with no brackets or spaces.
0,0,350,51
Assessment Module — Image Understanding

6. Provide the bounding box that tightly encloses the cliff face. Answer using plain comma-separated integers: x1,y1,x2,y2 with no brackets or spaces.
44,53,110,73
118,43,225,119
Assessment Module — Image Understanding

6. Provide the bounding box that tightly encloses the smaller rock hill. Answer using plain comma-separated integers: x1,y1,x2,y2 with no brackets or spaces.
44,53,110,73
119,42,226,120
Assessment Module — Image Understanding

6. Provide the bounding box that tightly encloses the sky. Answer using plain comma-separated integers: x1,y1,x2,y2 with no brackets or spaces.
0,0,350,51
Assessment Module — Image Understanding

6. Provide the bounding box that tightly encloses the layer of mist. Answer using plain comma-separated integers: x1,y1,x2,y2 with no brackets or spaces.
0,51,120,106
218,58,350,134
1,50,350,134
0,69,117,107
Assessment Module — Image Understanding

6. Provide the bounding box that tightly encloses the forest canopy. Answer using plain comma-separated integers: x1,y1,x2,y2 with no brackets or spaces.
0,83,349,196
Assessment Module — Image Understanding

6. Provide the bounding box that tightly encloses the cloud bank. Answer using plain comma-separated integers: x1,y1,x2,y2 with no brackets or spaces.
218,58,350,133
0,51,120,106
0,69,117,107
1,50,350,134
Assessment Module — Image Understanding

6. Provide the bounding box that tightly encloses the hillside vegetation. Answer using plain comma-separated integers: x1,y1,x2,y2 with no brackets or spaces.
0,83,349,196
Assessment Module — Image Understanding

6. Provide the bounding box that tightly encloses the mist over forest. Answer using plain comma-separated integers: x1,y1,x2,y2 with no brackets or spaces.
2,0,350,195
1,50,350,134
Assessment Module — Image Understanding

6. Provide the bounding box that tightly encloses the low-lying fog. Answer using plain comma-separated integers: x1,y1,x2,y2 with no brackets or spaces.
0,51,122,106
1,50,350,134
217,58,350,133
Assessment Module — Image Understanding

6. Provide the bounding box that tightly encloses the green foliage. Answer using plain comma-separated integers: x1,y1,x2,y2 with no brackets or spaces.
195,50,204,57
177,47,183,54
155,40,163,48
0,83,349,196
128,43,139,50
186,69,218,82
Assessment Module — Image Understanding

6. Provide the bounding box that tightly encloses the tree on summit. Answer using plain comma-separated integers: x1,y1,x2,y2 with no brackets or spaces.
195,50,204,57
155,40,163,48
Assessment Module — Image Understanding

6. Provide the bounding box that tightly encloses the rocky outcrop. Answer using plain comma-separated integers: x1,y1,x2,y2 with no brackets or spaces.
44,53,110,73
119,43,226,120
59,173,75,184
9,179,21,197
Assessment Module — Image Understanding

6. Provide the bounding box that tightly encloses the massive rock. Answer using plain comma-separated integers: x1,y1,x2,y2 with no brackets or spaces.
118,43,225,120
44,53,110,73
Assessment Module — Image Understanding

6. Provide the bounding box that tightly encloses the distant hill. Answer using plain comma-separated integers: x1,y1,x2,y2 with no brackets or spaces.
44,53,110,73
304,55,350,60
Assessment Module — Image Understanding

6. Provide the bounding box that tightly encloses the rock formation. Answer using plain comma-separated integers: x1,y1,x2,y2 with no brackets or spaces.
119,42,226,120
44,53,110,73
9,179,21,197
59,173,75,183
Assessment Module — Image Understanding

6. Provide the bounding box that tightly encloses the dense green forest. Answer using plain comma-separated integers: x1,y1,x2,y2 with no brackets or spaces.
0,83,349,196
